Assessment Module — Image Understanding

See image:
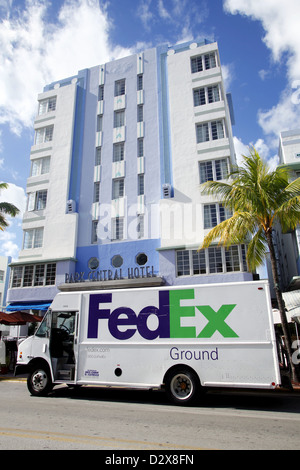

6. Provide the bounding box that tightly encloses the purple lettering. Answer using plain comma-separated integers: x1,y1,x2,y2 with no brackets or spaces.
87,290,170,340
88,293,112,338
109,307,137,340
137,291,170,339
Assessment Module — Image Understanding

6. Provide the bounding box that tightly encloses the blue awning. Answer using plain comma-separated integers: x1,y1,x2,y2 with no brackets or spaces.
6,301,51,312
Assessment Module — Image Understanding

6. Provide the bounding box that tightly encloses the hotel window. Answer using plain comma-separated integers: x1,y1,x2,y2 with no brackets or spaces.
225,245,240,272
10,263,56,288
23,228,44,249
211,120,225,140
114,79,125,97
92,220,98,244
193,85,220,106
193,88,206,106
215,159,228,180
113,142,124,162
98,85,104,101
112,255,123,268
38,97,56,115
196,123,209,143
137,74,143,91
204,204,217,228
138,174,144,196
0,270,4,282
95,147,101,165
176,245,247,277
204,203,232,229
204,53,217,70
137,214,144,239
199,161,213,183
112,178,124,199
208,247,223,273
97,115,103,132
45,263,56,285
30,156,50,177
34,264,45,286
199,158,228,183
191,55,203,73
191,52,217,73
114,110,125,128
137,138,144,157
27,189,47,211
192,250,207,275
196,120,225,143
136,253,148,266
23,265,34,287
137,104,143,122
93,182,100,203
35,125,54,145
11,266,23,288
176,250,190,276
112,217,124,240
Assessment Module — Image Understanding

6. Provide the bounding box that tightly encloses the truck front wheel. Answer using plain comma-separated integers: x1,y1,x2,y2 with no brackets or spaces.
27,365,53,396
165,368,200,405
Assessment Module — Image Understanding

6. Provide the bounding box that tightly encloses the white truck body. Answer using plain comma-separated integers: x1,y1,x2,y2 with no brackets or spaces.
16,281,281,403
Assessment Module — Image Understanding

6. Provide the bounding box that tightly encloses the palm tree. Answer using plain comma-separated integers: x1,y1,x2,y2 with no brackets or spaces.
199,147,300,383
0,182,20,230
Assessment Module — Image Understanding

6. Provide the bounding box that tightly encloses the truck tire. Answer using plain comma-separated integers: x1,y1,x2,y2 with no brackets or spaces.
27,364,53,396
165,368,200,405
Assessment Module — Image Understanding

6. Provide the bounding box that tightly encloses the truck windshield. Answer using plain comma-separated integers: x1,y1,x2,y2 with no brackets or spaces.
35,310,51,338
52,311,75,334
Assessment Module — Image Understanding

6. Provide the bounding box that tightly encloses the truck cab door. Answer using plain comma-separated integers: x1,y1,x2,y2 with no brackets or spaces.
49,311,78,382
31,309,52,357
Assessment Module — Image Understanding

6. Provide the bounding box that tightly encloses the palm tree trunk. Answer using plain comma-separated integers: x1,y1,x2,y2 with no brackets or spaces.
266,229,300,383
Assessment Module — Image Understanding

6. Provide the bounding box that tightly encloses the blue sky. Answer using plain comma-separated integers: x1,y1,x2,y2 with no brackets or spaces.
0,0,300,260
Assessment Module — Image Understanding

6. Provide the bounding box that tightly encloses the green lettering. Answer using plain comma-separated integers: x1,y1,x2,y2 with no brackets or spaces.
169,289,196,338
196,304,238,338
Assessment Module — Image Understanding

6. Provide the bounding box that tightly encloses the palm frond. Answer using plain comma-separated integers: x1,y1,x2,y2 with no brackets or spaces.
245,228,267,271
0,202,20,217
199,211,258,251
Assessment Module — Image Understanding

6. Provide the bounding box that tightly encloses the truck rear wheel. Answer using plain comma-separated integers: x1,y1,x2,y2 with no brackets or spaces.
165,368,200,405
27,365,53,396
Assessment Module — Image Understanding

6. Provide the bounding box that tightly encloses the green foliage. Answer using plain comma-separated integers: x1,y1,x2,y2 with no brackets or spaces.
0,182,20,231
199,147,300,271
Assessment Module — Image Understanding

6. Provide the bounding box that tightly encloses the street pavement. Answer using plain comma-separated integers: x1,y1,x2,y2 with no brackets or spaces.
1,370,300,394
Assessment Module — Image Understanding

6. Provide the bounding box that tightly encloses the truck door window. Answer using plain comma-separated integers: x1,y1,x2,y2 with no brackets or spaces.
50,311,76,360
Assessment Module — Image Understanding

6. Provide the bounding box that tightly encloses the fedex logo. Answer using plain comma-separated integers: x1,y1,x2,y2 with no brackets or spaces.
87,289,238,340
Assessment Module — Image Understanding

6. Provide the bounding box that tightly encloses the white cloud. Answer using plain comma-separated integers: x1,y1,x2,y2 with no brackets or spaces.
224,0,300,77
0,183,27,259
138,0,210,45
137,0,154,32
0,182,27,219
224,0,300,152
0,235,19,259
158,0,171,20
0,0,134,135
233,136,279,169
221,63,235,91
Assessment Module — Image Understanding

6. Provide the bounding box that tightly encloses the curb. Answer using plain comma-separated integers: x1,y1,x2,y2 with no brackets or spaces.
0,374,27,382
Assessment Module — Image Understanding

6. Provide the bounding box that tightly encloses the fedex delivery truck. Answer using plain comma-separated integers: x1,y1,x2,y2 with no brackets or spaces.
15,281,281,404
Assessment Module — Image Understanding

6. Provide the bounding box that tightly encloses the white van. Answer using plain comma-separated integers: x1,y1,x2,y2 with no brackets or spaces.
16,281,281,404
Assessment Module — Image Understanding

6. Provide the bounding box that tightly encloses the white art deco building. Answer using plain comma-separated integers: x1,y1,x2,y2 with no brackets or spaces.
7,39,253,312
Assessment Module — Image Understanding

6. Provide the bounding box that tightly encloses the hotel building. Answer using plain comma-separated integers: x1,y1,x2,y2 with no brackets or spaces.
7,40,253,312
